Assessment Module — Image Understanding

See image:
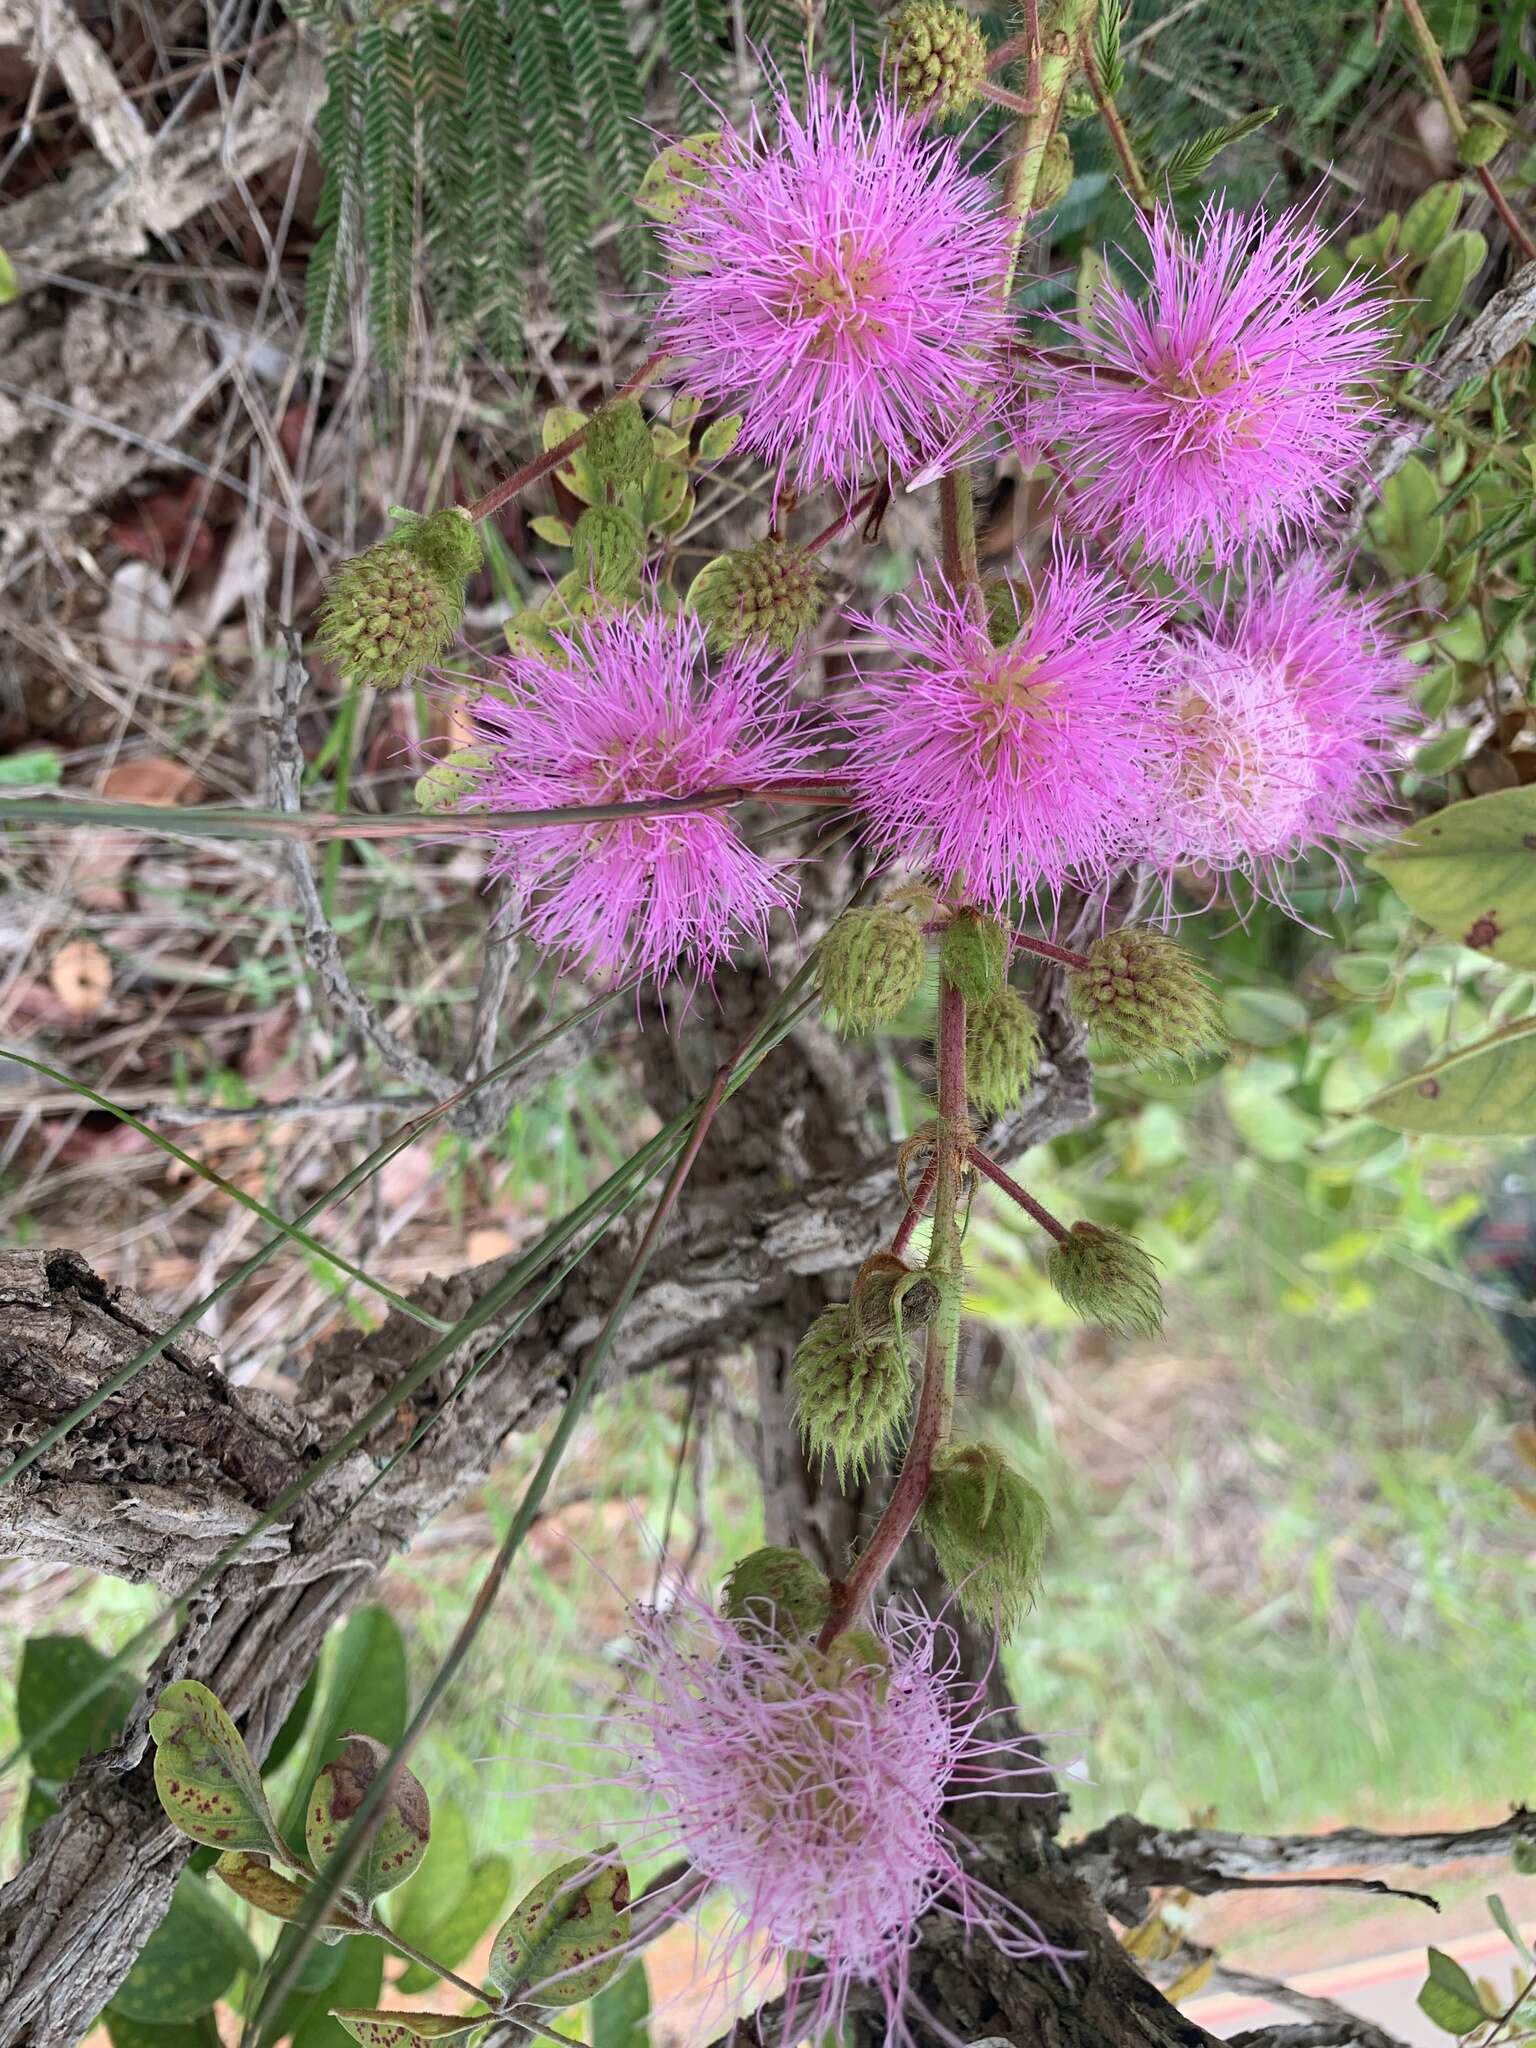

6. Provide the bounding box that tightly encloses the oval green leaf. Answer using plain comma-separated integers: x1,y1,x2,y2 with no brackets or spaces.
1417,1947,1487,2034
1364,1017,1536,1135
1370,786,1536,969
488,1846,631,2008
332,2012,482,2046
110,1872,259,2023
150,1679,286,1856
19,1634,137,1784
306,1734,431,1906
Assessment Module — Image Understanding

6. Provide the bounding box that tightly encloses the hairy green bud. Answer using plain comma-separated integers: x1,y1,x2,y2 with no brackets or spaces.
413,747,486,813
1458,117,1506,169
584,400,654,488
722,1546,830,1642
318,508,483,689
820,907,928,1033
571,505,645,598
918,1442,1049,1637
941,909,1009,1006
965,986,1040,1113
886,0,988,118
1046,1220,1162,1336
1066,928,1225,1068
791,1303,912,1486
690,538,825,653
981,577,1028,648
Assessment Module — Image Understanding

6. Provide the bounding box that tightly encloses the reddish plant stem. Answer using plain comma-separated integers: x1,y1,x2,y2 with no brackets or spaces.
889,1159,939,1261
1081,38,1156,217
805,484,879,555
1397,0,1536,263
986,0,1042,110
1012,930,1092,972
465,351,671,525
819,980,969,1646
967,1145,1070,1242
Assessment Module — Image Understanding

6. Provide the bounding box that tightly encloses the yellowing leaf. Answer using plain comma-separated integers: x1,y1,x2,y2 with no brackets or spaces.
332,2011,482,2046
1370,786,1536,968
150,1681,286,1857
305,1734,431,1906
1365,1018,1536,1135
213,1850,358,1941
1164,1954,1216,2004
489,1847,630,2008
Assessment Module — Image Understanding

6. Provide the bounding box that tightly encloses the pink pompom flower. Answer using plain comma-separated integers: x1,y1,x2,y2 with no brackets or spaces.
465,608,811,987
842,550,1172,915
522,1583,1061,2043
1144,562,1411,886
653,77,1014,493
1029,203,1394,570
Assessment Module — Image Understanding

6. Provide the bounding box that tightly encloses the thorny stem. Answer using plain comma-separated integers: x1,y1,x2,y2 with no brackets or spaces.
1012,930,1092,972
1396,0,1536,263
967,1145,1071,1243
819,978,969,1644
1081,35,1156,216
890,1158,939,1260
465,351,672,524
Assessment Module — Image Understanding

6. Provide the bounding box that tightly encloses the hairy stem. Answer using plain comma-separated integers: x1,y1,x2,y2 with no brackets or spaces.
805,483,879,554
1397,0,1536,263
890,1158,939,1260
1000,0,1098,294
938,470,980,594
1013,930,1092,971
967,1144,1070,1243
819,978,969,1643
465,351,671,524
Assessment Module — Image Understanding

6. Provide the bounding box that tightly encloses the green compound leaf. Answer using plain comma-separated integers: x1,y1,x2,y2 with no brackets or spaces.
306,1734,431,1906
332,2012,483,2046
150,1680,286,1857
488,1846,631,2007
1369,786,1536,969
1161,105,1279,190
1364,1018,1536,1136
1417,1947,1487,2034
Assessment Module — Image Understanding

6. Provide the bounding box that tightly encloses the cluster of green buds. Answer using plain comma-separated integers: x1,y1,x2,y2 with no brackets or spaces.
918,1441,1049,1637
885,0,988,120
317,507,483,690
1066,928,1225,1068
690,537,826,653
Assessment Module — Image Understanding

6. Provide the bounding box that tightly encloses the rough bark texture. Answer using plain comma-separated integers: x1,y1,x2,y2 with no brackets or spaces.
0,891,1513,2048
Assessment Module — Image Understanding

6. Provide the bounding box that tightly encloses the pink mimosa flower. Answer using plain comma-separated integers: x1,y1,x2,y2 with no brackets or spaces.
653,77,1014,492
1030,203,1393,569
466,608,810,987
842,551,1171,914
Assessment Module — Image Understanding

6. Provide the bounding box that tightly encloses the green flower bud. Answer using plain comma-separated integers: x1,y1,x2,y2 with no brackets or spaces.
1046,1220,1162,1336
318,508,482,689
413,747,486,812
791,1303,912,1486
721,1546,830,1643
1034,131,1073,211
940,909,1009,1006
848,1251,941,1347
1458,118,1506,169
982,577,1028,649
965,986,1040,1114
886,0,988,119
918,1442,1049,1637
820,907,928,1033
570,505,645,598
690,538,825,653
1066,928,1225,1068
584,400,654,489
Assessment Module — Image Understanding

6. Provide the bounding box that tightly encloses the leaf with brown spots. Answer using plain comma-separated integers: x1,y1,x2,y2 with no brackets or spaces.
1364,1016,1536,1135
1370,785,1536,969
331,2011,484,2045
305,1733,431,1907
149,1680,288,1856
213,1851,360,1943
487,1845,631,2008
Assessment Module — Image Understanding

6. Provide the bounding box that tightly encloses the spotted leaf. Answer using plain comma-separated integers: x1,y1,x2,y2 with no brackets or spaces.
150,1680,286,1856
305,1733,431,1906
487,1846,630,2008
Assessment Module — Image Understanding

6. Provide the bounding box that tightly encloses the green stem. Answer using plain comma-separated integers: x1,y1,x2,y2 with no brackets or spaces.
1000,0,1098,296
819,976,969,1643
938,471,980,595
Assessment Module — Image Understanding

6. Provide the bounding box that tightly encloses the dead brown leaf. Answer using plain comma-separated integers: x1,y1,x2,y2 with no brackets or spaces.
48,938,112,1020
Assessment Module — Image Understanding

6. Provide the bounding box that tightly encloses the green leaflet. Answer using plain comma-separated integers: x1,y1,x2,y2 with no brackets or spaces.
1370,786,1536,970
1364,1018,1536,1137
